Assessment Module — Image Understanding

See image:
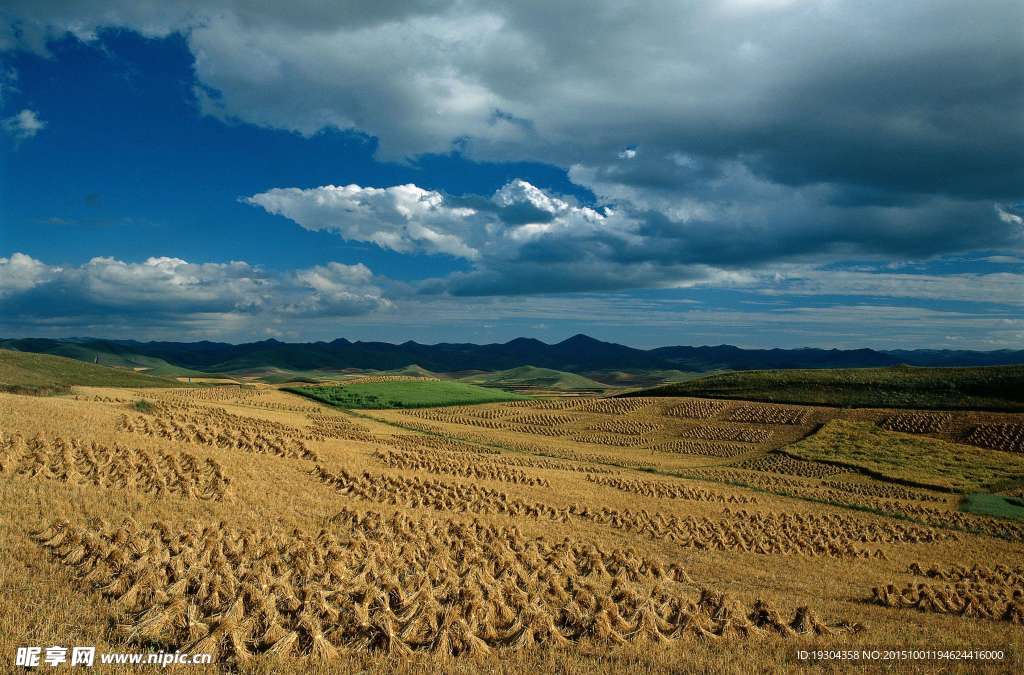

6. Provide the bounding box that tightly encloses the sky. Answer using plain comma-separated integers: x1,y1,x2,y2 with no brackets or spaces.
0,1,1022,349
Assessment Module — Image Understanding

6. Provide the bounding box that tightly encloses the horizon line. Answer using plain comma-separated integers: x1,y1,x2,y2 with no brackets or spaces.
2,334,1021,354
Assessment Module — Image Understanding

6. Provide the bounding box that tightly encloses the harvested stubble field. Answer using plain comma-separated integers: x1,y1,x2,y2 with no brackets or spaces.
2,384,1023,673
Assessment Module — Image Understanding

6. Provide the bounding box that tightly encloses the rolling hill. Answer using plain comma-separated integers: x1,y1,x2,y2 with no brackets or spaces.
385,364,442,379
458,365,609,392
621,364,1024,411
0,349,181,394
0,338,205,377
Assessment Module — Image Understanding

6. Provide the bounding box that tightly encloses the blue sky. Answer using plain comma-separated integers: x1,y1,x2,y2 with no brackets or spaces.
1,2,1022,349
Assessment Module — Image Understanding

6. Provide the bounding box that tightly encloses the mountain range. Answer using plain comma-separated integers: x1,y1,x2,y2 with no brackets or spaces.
2,335,1023,377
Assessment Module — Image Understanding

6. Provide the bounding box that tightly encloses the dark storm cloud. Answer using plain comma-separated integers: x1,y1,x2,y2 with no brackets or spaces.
5,1,1020,198
448,193,557,227
482,0,1024,204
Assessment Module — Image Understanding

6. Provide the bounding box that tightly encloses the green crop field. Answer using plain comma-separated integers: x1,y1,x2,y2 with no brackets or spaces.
622,364,1024,411
785,419,1024,492
960,493,1024,521
287,380,531,409
0,348,181,395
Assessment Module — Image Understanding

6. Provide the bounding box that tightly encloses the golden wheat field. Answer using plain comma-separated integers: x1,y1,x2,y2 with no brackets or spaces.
2,383,1023,673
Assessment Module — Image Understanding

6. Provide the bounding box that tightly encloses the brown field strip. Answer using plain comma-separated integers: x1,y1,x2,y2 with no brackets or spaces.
2,386,1023,672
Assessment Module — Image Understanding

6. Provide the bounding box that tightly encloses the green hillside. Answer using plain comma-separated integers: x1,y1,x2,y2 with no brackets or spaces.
287,380,530,409
0,348,180,395
385,364,442,378
585,369,709,388
459,365,608,391
622,364,1024,411
0,339,206,377
242,364,442,385
785,420,1024,493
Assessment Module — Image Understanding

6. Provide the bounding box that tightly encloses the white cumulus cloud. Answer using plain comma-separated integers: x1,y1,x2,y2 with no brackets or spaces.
0,253,392,329
2,108,45,140
0,252,58,296
245,184,482,259
289,262,393,316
